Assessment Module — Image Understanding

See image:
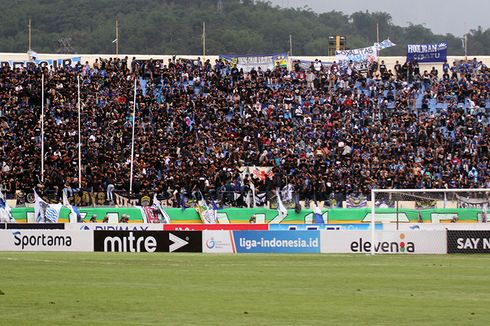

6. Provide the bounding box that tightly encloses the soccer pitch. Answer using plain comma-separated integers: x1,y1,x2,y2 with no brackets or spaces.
1,253,489,325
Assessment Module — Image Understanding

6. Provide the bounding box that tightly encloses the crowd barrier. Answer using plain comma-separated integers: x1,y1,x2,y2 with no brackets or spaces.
1,223,490,254
10,207,483,224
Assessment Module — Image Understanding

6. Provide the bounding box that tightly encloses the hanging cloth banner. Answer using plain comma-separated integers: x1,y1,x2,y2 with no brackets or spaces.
406,43,448,63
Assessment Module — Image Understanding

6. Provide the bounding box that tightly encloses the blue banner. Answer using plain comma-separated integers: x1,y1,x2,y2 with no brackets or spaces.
233,231,320,253
268,224,383,231
406,43,447,63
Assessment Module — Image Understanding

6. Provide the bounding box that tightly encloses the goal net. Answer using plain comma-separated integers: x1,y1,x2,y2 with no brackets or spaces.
368,188,490,254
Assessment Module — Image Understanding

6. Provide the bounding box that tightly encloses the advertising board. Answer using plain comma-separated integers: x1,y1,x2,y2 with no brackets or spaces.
268,224,382,231
65,223,163,231
93,231,202,253
447,230,490,253
232,231,320,253
384,223,490,231
6,223,65,229
320,231,446,254
0,230,93,252
163,224,268,231
202,231,236,253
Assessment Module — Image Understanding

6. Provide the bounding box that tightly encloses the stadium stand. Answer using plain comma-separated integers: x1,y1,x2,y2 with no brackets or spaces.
0,56,488,207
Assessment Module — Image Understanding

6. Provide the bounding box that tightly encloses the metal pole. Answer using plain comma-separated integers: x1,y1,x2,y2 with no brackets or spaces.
464,33,468,62
289,34,293,57
116,18,119,57
370,189,376,255
396,199,399,231
41,73,44,183
129,79,137,194
202,21,206,61
28,18,32,51
78,74,82,188
376,22,380,66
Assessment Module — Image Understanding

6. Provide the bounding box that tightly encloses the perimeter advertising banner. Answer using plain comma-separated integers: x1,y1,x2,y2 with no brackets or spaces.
163,224,268,231
335,46,377,71
232,231,320,253
0,230,93,251
66,223,163,231
447,230,490,253
320,231,447,254
269,224,383,231
406,43,448,62
93,231,202,253
203,230,236,253
219,53,288,72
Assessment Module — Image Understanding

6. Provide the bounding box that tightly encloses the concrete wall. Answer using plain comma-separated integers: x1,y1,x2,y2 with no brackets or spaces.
1,52,489,72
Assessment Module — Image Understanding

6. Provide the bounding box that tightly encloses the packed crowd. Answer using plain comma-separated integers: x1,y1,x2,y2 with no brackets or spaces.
0,55,488,205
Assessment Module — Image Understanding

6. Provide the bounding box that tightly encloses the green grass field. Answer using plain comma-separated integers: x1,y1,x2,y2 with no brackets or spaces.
1,253,489,325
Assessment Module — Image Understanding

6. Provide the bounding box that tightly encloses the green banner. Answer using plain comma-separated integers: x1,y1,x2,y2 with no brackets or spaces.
11,207,482,224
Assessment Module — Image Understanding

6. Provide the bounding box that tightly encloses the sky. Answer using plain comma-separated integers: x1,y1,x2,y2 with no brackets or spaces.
267,0,489,37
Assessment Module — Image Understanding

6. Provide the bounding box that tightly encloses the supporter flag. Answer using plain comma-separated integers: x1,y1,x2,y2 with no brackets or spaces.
313,202,324,224
139,77,147,96
276,190,288,220
294,193,301,214
153,194,171,224
33,190,48,223
375,39,396,50
255,192,267,207
196,199,217,224
0,190,14,222
45,203,63,223
180,192,188,211
211,199,219,211
34,190,62,223
63,191,79,223
346,194,368,208
250,183,257,208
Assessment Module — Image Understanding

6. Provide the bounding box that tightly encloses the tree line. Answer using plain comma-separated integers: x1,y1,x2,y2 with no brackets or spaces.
0,0,488,56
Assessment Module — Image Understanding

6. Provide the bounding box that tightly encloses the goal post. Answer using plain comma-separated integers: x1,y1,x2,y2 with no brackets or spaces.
370,188,490,255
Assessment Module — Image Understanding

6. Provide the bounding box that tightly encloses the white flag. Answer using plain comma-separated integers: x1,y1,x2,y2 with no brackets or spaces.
375,39,396,50
34,190,47,223
0,190,14,222
34,190,62,223
276,190,288,219
313,203,324,224
63,191,78,223
250,183,257,208
153,194,171,224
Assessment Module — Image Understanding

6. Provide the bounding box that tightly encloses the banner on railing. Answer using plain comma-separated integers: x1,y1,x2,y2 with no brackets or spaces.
219,53,288,72
335,46,377,71
406,43,447,62
0,57,81,69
